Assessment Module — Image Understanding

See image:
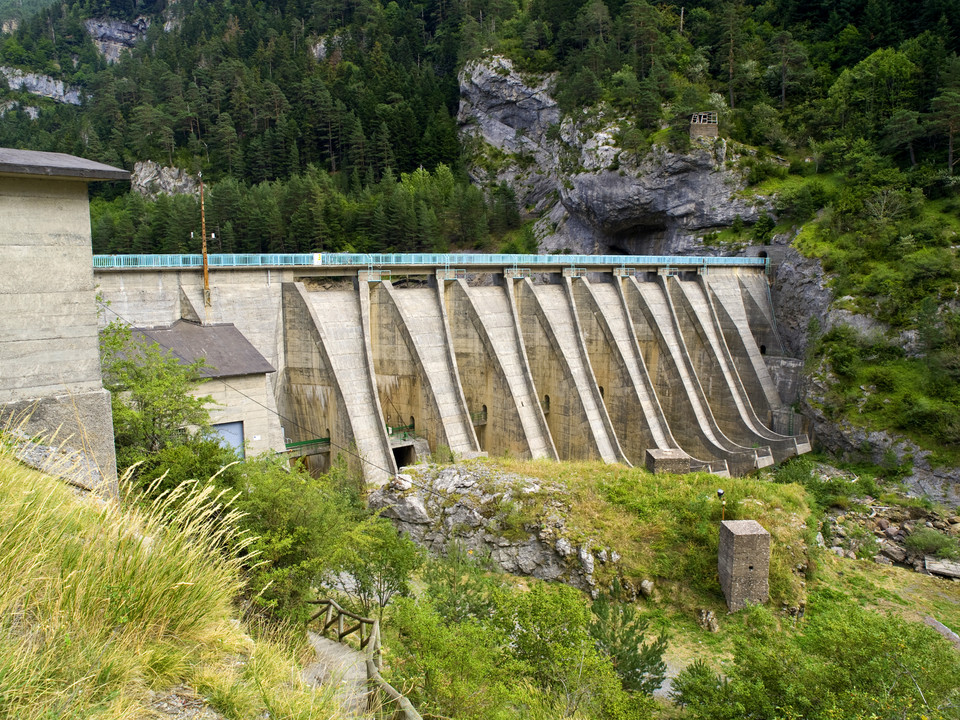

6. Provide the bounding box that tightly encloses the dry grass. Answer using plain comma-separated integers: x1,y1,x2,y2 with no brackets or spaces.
0,439,342,720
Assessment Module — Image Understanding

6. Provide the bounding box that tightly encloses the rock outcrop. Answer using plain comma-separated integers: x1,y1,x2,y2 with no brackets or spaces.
0,100,39,119
84,17,149,64
131,161,198,198
368,463,624,596
458,56,763,255
0,66,82,105
819,496,960,578
802,367,960,506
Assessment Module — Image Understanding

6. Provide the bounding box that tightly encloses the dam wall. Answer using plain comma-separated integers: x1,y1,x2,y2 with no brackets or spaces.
94,254,808,483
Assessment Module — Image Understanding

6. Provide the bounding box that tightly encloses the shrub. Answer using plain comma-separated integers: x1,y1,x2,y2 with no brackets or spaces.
672,597,960,720
904,527,960,560
590,589,667,695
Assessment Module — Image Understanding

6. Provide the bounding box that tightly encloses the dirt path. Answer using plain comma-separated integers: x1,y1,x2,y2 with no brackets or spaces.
301,632,370,718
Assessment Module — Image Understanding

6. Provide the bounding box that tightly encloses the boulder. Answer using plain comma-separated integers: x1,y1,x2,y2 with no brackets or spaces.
881,544,908,564
926,557,960,579
697,609,719,632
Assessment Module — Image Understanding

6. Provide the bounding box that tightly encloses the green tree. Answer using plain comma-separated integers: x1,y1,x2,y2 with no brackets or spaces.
590,591,667,695
930,89,960,173
881,109,923,166
99,319,212,468
332,518,423,618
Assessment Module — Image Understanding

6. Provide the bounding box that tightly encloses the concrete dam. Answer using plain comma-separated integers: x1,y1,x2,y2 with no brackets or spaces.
94,253,811,483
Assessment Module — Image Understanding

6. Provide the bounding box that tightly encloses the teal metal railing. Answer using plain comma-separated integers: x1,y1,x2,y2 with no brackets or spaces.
92,253,317,268
92,252,768,270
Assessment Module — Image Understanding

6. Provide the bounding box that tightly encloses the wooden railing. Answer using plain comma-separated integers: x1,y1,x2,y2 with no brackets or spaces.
308,599,421,720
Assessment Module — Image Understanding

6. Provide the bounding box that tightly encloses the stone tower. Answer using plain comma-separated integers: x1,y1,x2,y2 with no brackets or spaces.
718,519,770,611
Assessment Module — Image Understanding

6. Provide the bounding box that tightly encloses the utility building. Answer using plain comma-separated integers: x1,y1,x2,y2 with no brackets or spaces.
0,148,128,494
133,320,285,457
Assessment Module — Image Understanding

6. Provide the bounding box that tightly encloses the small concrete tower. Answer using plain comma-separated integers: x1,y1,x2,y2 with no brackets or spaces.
718,519,770,612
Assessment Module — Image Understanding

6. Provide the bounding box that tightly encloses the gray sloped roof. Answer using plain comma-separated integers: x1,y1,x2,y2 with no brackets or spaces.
0,147,129,181
134,320,275,378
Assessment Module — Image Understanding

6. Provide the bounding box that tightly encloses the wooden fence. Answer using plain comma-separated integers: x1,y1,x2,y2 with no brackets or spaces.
308,598,422,720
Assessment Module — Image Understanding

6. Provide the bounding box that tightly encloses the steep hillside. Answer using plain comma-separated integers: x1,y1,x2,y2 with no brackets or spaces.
0,442,341,720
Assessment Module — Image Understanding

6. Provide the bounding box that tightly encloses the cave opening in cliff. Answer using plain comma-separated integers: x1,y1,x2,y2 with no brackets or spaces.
605,223,670,256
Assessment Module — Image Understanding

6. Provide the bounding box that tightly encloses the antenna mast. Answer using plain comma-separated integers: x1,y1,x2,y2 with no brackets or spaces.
199,171,211,309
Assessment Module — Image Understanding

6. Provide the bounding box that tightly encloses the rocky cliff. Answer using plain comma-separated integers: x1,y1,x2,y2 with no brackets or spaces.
768,244,960,504
0,66,82,105
131,161,198,198
458,56,764,255
369,463,628,597
84,17,149,64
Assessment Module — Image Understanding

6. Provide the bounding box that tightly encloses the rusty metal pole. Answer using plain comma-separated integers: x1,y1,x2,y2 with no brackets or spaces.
199,171,211,309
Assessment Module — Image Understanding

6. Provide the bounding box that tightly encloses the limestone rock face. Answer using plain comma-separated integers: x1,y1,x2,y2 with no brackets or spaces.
131,161,198,198
557,143,761,255
457,55,762,255
0,66,82,105
84,17,149,64
458,56,560,214
369,463,625,595
0,101,39,119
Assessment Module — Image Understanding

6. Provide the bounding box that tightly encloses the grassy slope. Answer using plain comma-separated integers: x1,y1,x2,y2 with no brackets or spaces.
460,458,960,703
0,447,339,720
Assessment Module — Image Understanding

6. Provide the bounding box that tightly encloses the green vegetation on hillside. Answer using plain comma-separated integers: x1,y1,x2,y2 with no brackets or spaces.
0,444,342,719
12,312,954,719
4,0,959,456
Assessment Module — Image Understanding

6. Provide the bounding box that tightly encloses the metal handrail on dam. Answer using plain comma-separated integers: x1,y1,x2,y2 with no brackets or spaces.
92,252,769,271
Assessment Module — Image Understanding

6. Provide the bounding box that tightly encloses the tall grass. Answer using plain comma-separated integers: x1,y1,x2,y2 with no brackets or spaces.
0,441,341,719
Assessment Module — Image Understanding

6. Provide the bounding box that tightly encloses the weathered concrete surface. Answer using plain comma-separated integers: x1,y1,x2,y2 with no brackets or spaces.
516,278,625,463
575,277,692,467
1,173,118,492
96,265,807,482
670,276,799,462
371,281,479,457
446,279,557,460
718,520,770,612
302,632,368,718
624,276,758,474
